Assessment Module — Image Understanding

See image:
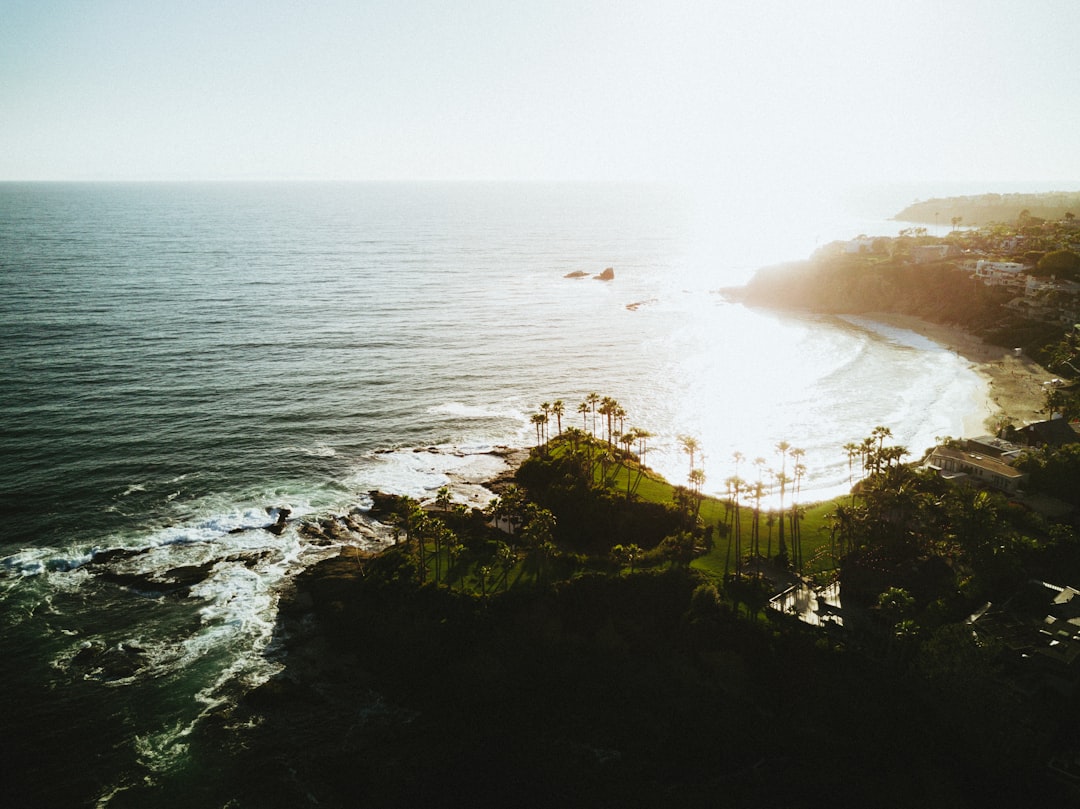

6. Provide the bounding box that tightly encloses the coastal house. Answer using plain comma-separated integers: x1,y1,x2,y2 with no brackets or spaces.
974,259,1029,289
1013,415,1080,448
969,580,1080,699
964,434,1023,461
925,444,1028,493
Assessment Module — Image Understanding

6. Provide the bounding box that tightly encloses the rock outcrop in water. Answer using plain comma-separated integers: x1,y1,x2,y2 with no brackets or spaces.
595,267,614,280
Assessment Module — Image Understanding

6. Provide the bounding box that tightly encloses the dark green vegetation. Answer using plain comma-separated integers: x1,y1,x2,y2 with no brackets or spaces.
217,395,1080,807
894,190,1080,227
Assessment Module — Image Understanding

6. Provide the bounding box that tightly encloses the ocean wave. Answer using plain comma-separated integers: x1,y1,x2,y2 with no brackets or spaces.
428,401,526,422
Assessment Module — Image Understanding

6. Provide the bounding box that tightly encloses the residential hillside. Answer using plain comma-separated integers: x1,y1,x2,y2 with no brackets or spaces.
734,223,1080,365
895,191,1080,227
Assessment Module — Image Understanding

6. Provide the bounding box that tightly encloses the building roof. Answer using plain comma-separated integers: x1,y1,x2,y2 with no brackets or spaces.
1016,417,1080,447
928,445,1026,480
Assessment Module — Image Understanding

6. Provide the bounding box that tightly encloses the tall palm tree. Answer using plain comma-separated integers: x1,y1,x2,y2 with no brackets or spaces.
750,479,766,566
586,392,600,437
551,400,565,436
774,441,790,566
790,448,805,570
689,468,706,515
726,475,745,576
599,396,618,445
495,541,515,591
619,432,635,499
843,442,860,503
577,400,589,433
530,412,546,451
679,435,700,483
614,404,627,437
634,428,652,466
871,426,892,473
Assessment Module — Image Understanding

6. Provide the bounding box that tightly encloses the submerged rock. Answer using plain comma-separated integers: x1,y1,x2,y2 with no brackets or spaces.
70,640,150,681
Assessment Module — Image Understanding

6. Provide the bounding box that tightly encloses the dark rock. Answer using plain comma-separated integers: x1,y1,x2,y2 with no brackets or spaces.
88,547,151,566
70,640,150,681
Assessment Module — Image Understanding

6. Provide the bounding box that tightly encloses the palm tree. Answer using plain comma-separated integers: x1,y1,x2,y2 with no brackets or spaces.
752,457,766,563
843,442,860,502
689,468,706,516
726,475,745,576
679,435,700,482
750,479,766,566
540,402,552,443
432,520,451,585
871,426,892,473
577,400,590,433
435,485,451,514
522,505,557,585
790,448,806,570
634,428,652,466
586,392,600,437
619,432,636,499
774,442,791,567
496,541,515,591
530,412,546,451
563,425,584,455
551,400,565,436
774,469,791,567
599,396,618,445
614,404,627,437
447,537,465,590
486,484,524,540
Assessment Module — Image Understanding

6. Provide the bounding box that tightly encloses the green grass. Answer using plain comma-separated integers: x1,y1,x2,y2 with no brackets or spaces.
569,438,847,580
417,438,849,595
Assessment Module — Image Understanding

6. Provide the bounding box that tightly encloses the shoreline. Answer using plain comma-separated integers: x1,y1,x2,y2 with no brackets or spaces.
860,312,1051,433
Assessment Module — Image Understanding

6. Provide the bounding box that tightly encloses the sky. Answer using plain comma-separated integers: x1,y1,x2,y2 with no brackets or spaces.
2,0,1079,195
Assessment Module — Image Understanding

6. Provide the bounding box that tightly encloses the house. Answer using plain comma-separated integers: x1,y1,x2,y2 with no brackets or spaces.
974,259,1029,289
925,444,1028,493
964,434,1023,461
969,580,1080,699
1013,415,1080,448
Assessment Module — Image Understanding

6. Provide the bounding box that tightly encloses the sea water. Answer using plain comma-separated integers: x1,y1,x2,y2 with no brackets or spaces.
0,182,984,805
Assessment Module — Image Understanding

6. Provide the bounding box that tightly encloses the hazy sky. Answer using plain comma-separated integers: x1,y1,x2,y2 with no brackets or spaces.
3,0,1078,191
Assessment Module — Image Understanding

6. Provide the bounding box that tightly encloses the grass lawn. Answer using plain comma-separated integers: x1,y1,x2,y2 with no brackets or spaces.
587,442,845,580
415,439,849,595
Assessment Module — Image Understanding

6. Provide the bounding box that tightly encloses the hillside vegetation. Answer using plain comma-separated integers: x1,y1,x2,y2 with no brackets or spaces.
895,191,1080,226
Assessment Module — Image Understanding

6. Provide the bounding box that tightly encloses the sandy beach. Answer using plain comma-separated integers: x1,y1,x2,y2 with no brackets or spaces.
864,312,1052,435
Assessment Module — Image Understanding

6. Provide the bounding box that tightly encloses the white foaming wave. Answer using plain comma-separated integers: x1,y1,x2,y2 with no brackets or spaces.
134,718,194,776
120,483,146,497
347,445,517,506
1,546,96,577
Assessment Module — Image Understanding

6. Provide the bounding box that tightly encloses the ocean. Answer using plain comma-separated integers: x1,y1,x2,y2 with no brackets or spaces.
0,182,986,806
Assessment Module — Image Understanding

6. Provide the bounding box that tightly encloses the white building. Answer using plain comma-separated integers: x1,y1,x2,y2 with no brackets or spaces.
974,259,1029,288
